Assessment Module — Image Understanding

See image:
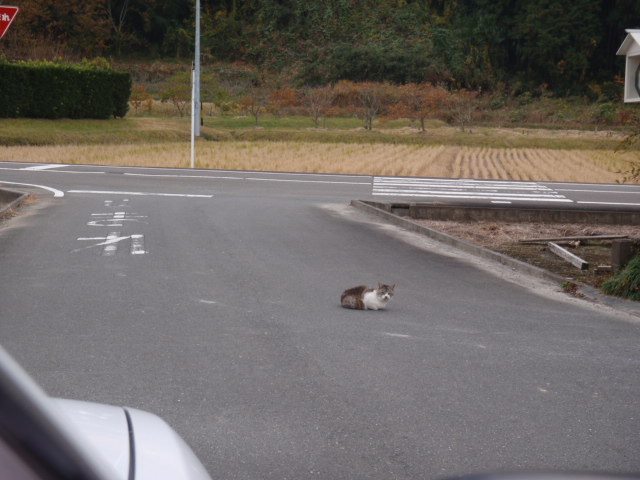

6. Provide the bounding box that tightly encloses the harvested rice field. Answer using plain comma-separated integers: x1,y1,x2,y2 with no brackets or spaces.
1,141,638,184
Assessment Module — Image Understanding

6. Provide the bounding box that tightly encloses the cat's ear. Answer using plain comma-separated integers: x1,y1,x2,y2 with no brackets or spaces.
391,283,396,291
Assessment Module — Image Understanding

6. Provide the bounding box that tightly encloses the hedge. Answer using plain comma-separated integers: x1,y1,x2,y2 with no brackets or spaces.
0,61,131,119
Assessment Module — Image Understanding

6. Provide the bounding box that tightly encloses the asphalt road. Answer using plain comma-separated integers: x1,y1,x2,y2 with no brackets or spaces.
1,162,639,479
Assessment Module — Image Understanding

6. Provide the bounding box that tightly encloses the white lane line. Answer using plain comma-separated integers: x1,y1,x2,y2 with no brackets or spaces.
246,177,371,185
382,332,412,339
123,170,370,183
67,190,213,198
21,164,67,171
0,181,64,197
576,201,640,207
124,173,244,180
0,166,106,175
243,170,367,179
556,188,640,194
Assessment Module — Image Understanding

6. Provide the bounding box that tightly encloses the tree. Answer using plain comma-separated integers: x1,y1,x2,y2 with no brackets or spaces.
267,88,298,118
334,81,393,130
448,89,479,132
200,73,231,116
617,105,640,183
129,84,151,113
14,0,111,56
105,0,131,57
159,71,191,117
511,0,601,91
387,83,450,131
238,85,269,125
299,86,335,128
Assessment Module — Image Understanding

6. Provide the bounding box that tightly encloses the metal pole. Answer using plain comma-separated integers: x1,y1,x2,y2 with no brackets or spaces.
191,62,195,169
194,0,201,136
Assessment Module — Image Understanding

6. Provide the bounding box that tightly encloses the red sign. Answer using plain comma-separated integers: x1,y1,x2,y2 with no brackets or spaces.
0,6,19,40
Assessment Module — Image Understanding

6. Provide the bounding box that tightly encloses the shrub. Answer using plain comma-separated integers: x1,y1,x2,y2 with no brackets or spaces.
600,254,640,301
0,60,131,119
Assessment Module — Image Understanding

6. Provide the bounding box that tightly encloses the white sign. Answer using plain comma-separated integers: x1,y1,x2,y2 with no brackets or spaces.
617,29,640,103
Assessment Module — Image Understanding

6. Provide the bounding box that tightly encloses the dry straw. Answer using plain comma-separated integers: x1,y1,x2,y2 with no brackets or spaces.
0,141,638,183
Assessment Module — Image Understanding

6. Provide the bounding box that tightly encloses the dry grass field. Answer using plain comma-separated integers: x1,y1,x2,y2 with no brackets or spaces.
1,139,639,184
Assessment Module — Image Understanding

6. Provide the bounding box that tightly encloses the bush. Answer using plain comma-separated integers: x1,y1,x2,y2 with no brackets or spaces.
0,60,131,119
600,254,640,301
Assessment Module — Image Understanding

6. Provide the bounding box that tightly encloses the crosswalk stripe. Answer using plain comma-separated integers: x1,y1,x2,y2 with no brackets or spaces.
373,177,573,204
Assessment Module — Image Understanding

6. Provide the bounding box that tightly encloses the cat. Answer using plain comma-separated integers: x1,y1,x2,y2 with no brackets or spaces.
340,283,395,310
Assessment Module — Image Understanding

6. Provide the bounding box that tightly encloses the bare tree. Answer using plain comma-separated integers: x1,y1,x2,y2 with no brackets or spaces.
448,89,479,132
300,86,336,128
105,0,130,57
334,81,392,130
239,86,269,126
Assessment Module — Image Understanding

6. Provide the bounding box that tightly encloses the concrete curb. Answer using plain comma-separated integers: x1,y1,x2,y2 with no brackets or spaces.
0,188,29,216
350,200,640,318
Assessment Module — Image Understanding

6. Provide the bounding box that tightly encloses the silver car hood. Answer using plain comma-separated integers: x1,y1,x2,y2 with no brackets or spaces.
54,399,211,480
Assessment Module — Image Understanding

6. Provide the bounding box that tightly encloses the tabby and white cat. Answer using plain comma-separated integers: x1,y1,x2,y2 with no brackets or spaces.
340,283,395,310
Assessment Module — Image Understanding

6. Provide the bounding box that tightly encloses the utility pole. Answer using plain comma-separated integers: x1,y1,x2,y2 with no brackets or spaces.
190,0,201,169
194,0,201,136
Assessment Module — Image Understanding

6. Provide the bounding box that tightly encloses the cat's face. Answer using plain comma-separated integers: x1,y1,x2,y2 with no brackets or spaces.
377,283,396,301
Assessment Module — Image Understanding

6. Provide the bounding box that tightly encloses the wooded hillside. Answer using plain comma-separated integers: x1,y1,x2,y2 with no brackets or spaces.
1,0,639,96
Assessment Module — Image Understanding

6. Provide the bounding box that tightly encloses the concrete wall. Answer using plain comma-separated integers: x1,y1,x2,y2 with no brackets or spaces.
366,202,640,225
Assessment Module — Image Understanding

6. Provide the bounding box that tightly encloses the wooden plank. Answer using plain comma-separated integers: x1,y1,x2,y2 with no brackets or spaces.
519,234,628,244
548,242,589,270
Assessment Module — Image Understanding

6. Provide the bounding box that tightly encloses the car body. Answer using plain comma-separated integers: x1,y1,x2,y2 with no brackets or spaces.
0,345,212,480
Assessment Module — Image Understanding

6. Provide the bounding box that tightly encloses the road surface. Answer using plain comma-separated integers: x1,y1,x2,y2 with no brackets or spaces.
1,162,639,479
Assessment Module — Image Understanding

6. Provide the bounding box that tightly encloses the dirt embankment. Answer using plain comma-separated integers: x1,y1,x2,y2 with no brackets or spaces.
414,219,640,287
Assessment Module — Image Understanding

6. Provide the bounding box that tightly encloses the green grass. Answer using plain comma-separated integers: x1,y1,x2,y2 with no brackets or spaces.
601,255,640,301
0,118,190,145
0,115,632,151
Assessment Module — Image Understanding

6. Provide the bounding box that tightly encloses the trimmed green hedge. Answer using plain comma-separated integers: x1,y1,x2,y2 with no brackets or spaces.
0,61,131,119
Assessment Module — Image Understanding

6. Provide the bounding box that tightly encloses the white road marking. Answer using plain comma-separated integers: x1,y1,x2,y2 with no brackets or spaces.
556,188,640,194
124,173,244,180
103,232,121,256
382,332,412,339
246,177,371,185
130,234,146,255
576,201,640,207
373,177,573,203
67,190,213,198
372,191,573,202
21,164,67,171
0,181,64,197
120,170,370,185
88,212,147,227
124,172,370,185
74,233,146,255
